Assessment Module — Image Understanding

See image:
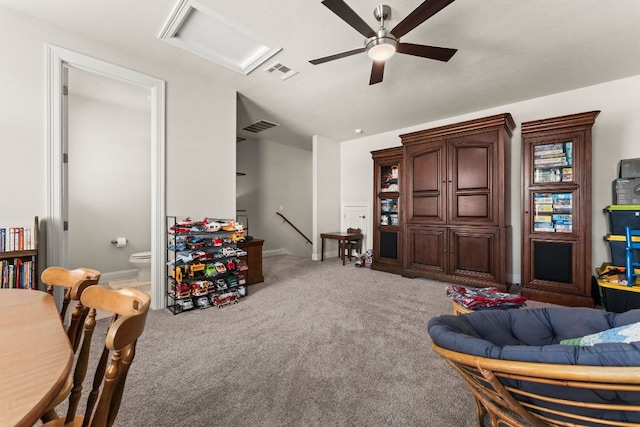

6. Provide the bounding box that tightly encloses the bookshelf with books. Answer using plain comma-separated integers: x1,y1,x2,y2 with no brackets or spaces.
0,216,39,289
371,147,403,274
521,111,599,307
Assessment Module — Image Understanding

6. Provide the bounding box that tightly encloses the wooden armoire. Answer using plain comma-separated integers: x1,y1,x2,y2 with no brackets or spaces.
398,114,515,289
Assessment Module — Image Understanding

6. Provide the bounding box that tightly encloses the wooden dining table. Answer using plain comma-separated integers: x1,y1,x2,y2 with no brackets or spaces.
0,289,73,427
320,231,364,265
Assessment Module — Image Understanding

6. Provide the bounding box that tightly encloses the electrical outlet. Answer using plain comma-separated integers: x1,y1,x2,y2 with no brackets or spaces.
278,205,284,211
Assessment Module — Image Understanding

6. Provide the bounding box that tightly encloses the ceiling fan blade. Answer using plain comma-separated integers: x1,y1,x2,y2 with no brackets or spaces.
396,43,457,61
321,0,376,38
369,61,385,85
390,0,456,38
309,47,366,65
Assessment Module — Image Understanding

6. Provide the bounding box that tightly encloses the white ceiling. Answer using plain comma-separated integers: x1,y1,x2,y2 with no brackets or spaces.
3,0,640,150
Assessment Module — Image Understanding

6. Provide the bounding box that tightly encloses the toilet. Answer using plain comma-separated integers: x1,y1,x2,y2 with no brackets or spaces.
129,251,152,282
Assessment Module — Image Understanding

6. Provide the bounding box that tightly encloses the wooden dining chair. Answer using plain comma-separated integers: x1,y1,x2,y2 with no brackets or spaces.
42,286,151,427
40,267,102,423
41,266,101,352
345,228,362,259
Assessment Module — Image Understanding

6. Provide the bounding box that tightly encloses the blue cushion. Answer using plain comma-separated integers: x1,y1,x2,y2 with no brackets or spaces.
428,307,640,366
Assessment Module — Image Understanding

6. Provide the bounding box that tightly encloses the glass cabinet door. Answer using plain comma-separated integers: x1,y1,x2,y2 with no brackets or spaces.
533,141,573,184
380,164,399,192
380,197,399,226
533,192,573,233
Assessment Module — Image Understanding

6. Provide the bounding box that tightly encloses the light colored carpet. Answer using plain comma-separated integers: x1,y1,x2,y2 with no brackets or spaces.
56,255,553,426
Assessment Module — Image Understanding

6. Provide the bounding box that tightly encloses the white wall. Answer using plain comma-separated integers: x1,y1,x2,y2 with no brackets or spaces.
0,7,236,267
68,93,150,273
237,138,312,257
341,75,640,284
313,135,341,260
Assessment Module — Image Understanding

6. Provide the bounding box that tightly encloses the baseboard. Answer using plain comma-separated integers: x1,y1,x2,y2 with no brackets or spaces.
100,269,138,284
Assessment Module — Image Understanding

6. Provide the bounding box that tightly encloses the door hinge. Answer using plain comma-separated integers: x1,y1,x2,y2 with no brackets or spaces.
63,221,69,231
63,153,68,163
63,85,68,96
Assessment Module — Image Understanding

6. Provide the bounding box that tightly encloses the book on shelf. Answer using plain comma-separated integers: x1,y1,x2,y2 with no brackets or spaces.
535,143,565,153
552,214,572,221
534,195,553,204
535,156,568,165
0,226,35,252
534,223,555,232
553,193,572,200
1,256,35,289
534,149,565,157
536,204,554,213
534,215,552,223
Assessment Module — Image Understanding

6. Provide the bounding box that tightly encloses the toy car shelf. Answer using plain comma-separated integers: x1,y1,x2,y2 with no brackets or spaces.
166,216,248,314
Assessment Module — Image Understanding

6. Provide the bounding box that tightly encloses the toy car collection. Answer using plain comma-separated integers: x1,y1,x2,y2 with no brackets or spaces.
167,216,249,314
212,292,238,308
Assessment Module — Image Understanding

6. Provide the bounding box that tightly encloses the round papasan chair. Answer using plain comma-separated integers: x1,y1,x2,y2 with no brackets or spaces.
428,307,640,427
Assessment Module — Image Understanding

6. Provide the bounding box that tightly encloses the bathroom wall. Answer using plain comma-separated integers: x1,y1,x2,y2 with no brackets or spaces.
68,73,151,276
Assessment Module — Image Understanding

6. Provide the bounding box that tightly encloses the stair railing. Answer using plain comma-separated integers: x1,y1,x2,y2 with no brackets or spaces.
276,212,312,245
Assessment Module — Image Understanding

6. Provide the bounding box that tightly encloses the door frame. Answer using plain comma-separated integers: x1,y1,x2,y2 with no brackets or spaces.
47,44,166,310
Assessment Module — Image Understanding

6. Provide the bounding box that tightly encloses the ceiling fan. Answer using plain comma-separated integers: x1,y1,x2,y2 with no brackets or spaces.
309,0,458,85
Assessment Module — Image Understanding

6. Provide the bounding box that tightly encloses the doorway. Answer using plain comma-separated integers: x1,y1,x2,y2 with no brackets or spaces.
67,67,151,281
47,45,166,310
342,203,370,254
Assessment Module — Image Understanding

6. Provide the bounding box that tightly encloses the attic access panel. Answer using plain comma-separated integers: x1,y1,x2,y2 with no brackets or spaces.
159,0,281,75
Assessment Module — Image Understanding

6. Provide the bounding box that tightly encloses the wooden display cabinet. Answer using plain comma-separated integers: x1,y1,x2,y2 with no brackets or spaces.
401,114,515,289
371,147,403,274
521,111,599,307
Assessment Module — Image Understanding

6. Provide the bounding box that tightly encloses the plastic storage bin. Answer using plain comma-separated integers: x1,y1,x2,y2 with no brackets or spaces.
598,279,640,312
605,234,640,266
604,205,640,235
613,178,640,205
620,158,640,179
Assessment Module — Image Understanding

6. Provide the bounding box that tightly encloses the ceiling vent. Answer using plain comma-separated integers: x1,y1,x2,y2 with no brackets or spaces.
159,0,281,75
264,61,299,81
242,120,279,133
236,136,247,143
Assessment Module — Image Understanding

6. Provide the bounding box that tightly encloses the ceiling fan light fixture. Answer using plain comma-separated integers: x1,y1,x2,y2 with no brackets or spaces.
366,30,398,61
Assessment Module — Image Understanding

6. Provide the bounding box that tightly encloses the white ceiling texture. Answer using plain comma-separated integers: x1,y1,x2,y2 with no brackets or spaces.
3,0,640,150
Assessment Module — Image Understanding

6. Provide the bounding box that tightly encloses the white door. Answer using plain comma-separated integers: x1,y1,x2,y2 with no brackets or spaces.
342,204,369,255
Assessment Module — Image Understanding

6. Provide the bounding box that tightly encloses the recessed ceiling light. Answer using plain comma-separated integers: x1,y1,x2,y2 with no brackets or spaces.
355,129,363,134
159,0,281,75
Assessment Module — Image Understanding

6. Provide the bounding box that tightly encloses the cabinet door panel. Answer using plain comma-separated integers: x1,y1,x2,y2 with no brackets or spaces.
455,194,489,218
406,141,446,224
405,227,446,273
449,131,497,225
450,227,501,283
413,150,441,191
413,196,440,219
456,146,489,189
